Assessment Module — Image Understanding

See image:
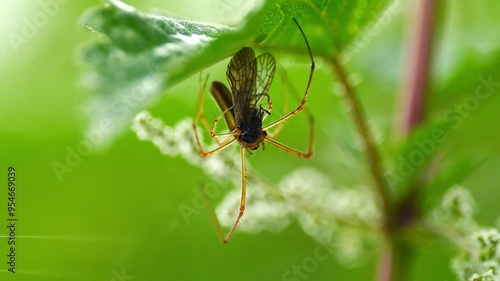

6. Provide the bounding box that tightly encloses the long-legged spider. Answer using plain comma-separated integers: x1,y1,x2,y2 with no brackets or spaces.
192,18,315,243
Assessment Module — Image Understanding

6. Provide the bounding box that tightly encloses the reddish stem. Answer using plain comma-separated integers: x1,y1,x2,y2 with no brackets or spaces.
400,0,437,134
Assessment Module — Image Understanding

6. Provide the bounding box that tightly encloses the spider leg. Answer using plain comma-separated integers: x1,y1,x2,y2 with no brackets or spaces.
193,72,232,146
264,135,313,158
210,105,237,144
203,146,247,243
193,72,237,156
263,18,315,157
263,18,315,132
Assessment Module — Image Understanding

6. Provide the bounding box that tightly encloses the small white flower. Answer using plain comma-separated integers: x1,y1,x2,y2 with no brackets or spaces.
472,228,500,261
216,183,291,234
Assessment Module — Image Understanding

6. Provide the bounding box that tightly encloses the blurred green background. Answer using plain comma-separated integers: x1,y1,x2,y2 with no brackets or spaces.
1,0,500,281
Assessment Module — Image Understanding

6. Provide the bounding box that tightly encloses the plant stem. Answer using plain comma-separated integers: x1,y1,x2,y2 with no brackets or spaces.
376,244,394,281
331,57,395,281
399,0,437,134
331,0,438,279
330,57,392,230
389,0,438,280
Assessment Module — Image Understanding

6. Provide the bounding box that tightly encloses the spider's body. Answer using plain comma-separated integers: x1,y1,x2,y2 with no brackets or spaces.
236,113,267,149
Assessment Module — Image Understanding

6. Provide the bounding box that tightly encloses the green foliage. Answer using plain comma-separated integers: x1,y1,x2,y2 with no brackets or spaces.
74,0,500,280
81,0,393,145
386,119,451,197
4,0,500,280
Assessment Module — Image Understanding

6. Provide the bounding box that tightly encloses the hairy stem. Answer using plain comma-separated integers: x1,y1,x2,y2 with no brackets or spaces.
330,57,392,229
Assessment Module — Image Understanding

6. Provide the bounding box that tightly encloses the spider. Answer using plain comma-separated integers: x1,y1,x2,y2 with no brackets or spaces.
192,18,315,243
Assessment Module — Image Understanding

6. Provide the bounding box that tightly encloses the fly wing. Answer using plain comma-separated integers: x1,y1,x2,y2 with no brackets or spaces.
254,53,276,115
226,47,257,124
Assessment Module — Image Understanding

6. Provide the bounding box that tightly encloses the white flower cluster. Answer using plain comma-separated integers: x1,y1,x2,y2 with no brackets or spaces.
216,166,381,266
215,180,291,235
452,228,500,281
431,185,477,233
133,111,381,266
472,228,500,262
460,229,500,281
132,111,240,181
431,186,500,281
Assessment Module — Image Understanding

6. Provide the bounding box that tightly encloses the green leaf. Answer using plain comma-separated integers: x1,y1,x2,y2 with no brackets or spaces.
385,119,452,198
80,0,393,146
421,155,486,213
80,0,239,147
431,51,500,112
